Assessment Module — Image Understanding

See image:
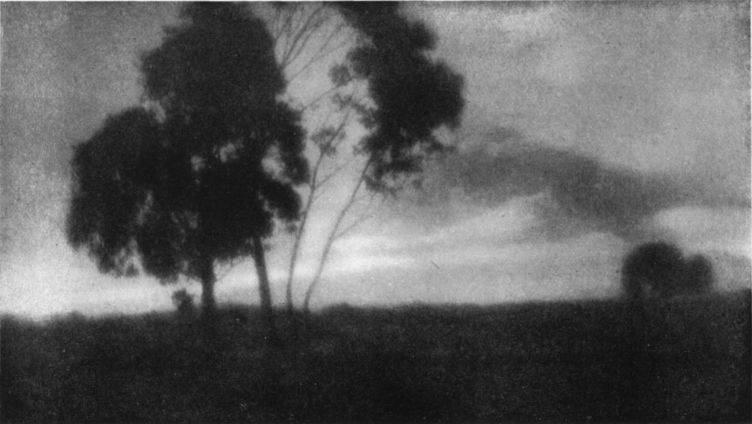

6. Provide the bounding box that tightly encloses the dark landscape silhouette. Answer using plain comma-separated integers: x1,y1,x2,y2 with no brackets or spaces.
1,2,749,423
2,288,749,422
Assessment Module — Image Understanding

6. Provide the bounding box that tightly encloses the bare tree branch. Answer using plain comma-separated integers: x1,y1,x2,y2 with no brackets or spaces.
300,84,341,113
302,158,371,312
279,4,328,69
333,193,379,240
283,101,355,312
315,155,358,190
282,151,323,313
273,4,297,46
288,23,347,83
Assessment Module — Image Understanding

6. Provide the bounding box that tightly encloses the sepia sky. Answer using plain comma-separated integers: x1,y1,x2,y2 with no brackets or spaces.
1,2,750,318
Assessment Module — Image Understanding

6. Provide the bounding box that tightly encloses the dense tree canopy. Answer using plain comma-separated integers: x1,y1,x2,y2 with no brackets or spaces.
335,2,465,191
621,241,715,301
685,254,714,293
67,2,466,326
67,4,307,323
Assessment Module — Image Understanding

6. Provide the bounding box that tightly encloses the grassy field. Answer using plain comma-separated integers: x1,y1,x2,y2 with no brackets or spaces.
2,289,749,422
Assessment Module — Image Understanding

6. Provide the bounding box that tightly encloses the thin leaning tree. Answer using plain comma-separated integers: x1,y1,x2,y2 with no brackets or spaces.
264,3,466,313
66,4,308,339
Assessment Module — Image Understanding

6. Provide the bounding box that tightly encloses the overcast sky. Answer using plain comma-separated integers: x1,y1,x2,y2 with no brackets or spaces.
1,2,749,318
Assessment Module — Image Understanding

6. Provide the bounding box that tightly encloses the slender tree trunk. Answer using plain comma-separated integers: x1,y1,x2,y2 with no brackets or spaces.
199,255,217,319
284,120,348,315
284,162,318,315
252,236,279,345
302,160,370,313
198,255,219,342
284,153,323,325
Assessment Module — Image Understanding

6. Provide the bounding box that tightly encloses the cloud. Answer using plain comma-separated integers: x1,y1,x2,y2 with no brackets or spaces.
535,35,590,87
399,127,749,241
650,206,750,257
315,227,627,308
335,191,627,280
412,1,749,192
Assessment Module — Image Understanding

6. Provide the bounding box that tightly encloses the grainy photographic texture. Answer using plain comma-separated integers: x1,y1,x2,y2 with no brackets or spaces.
1,2,750,422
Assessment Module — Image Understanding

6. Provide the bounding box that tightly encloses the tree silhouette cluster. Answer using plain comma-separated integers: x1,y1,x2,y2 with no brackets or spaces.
67,4,306,331
66,2,466,335
621,241,714,301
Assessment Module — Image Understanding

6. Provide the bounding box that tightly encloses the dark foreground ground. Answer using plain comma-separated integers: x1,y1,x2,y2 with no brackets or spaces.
2,290,750,422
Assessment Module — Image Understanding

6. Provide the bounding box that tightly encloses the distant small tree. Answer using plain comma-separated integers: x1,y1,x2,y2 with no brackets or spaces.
621,241,685,300
621,243,716,301
684,254,714,294
67,4,307,339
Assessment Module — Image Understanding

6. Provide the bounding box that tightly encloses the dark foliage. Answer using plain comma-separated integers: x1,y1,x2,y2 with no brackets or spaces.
335,2,465,192
67,108,163,277
622,242,686,300
685,254,714,293
2,291,749,422
66,4,307,316
621,241,715,301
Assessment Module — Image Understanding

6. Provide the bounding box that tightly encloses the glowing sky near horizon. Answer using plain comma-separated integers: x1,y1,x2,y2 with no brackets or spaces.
1,2,749,318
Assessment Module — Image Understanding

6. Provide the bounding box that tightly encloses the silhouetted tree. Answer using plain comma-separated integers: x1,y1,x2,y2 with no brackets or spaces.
684,254,714,294
621,242,717,301
67,4,307,338
277,2,465,312
621,241,685,300
167,4,464,316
